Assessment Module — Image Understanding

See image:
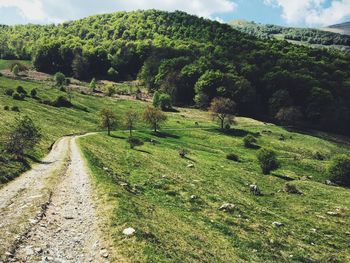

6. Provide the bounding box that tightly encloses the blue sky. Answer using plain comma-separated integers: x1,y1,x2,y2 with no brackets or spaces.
0,0,349,27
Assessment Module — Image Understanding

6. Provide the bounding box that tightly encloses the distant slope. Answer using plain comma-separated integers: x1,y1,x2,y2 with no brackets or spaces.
323,22,350,36
230,20,350,52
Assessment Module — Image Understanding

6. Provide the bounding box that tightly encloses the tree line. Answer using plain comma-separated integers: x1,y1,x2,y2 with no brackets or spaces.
1,10,350,134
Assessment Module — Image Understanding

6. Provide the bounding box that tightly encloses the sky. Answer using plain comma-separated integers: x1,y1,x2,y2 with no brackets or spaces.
0,0,350,27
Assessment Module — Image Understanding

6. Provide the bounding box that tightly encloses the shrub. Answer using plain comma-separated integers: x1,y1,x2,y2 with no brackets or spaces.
329,155,350,187
4,88,14,96
30,89,37,98
16,86,27,95
54,72,66,86
12,92,25,100
127,137,144,149
244,135,257,148
11,106,20,112
226,153,239,162
257,148,279,175
4,106,10,111
152,91,160,107
12,64,19,76
52,96,72,108
158,94,172,111
104,85,116,97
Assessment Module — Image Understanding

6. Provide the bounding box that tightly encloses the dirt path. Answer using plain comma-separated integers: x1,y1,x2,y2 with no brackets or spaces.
0,135,108,263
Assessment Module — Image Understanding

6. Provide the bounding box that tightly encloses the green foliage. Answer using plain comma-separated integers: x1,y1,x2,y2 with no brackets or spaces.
329,155,350,187
16,86,27,95
30,88,37,98
243,135,257,148
4,89,14,96
209,97,236,129
257,148,279,175
12,64,19,76
99,108,117,136
51,96,72,108
12,92,25,100
152,91,160,107
90,78,97,91
158,94,172,111
104,84,116,97
1,10,350,134
5,116,42,157
54,72,66,86
143,106,167,132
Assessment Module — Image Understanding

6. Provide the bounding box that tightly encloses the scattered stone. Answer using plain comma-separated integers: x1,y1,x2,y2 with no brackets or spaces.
29,219,38,225
325,180,336,186
190,195,198,200
316,215,326,220
187,163,195,168
219,203,236,212
100,249,109,258
250,184,261,196
284,184,302,195
33,247,43,254
103,167,109,171
272,222,284,227
25,247,34,256
123,227,136,236
326,211,339,216
64,216,74,220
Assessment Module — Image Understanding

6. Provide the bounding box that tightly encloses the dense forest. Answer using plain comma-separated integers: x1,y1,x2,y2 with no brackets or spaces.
1,10,350,134
230,20,350,52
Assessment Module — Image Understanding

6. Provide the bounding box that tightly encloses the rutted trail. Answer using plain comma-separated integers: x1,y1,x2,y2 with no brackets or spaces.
0,135,108,262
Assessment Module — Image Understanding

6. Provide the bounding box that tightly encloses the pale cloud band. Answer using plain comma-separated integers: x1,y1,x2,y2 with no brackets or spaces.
265,0,350,26
0,0,236,24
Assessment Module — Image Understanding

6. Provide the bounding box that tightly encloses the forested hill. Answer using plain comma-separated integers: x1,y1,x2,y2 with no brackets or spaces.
1,10,350,135
230,20,350,52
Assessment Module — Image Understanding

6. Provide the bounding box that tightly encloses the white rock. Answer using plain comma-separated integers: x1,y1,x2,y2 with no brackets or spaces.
272,222,284,227
187,164,194,168
123,227,136,236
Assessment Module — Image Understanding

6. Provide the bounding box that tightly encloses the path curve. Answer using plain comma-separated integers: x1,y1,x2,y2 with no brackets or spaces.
0,135,108,262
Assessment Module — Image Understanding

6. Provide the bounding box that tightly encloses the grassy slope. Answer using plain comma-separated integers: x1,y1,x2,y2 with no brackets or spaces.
79,113,350,262
0,59,32,70
0,74,146,184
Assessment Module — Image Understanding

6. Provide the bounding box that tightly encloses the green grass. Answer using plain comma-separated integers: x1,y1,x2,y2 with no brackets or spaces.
0,59,32,70
0,76,147,184
1,74,350,262
79,115,350,262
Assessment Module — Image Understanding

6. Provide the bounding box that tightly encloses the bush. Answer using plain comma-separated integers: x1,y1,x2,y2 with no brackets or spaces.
226,153,239,162
30,89,37,98
152,91,160,107
158,94,172,111
4,105,10,111
104,85,116,97
12,64,19,76
329,155,350,187
5,88,14,96
11,106,20,112
52,96,72,108
12,92,25,100
54,72,66,86
257,148,279,175
244,135,257,148
16,86,27,95
127,137,144,149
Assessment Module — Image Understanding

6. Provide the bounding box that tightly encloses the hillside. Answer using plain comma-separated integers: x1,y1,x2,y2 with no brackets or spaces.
0,68,350,262
230,20,350,52
1,10,350,136
323,22,350,36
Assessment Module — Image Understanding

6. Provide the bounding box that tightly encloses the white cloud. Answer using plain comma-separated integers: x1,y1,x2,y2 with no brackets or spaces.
265,0,350,26
0,0,237,24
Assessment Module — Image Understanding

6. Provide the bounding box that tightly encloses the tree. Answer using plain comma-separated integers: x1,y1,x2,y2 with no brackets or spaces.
152,91,160,107
209,97,236,129
158,94,172,111
275,107,303,126
329,155,350,187
127,137,144,149
5,116,42,158
72,52,89,80
124,110,139,136
143,106,167,132
30,89,37,98
257,148,279,175
54,72,66,86
12,64,19,76
90,78,97,92
99,108,117,136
